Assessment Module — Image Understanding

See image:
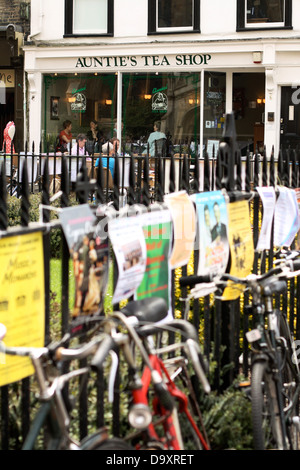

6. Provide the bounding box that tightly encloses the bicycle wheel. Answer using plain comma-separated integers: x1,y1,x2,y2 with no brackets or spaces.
279,314,300,449
87,437,134,450
251,359,286,450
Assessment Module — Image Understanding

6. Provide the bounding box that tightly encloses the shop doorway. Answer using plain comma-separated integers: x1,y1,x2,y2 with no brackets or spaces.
233,72,265,155
0,90,14,149
280,86,300,150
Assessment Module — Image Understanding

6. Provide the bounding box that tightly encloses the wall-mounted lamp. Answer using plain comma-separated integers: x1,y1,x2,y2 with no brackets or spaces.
105,99,112,105
68,96,76,103
144,94,151,100
257,98,265,104
189,98,199,105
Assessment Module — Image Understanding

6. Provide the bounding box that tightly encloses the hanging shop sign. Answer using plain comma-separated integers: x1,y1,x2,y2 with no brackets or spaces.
70,86,87,113
152,86,168,113
75,53,212,70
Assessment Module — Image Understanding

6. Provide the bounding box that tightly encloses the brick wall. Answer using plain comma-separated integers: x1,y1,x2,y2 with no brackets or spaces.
0,0,30,37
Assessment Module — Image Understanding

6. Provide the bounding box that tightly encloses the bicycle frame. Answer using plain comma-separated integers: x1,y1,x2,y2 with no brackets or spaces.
131,353,209,450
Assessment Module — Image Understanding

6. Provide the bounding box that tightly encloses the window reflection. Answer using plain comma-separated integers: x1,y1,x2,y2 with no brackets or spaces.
158,0,193,29
246,0,284,24
203,72,226,157
122,72,200,155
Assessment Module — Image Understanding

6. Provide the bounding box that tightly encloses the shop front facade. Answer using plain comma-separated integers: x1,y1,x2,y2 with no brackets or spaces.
23,0,300,159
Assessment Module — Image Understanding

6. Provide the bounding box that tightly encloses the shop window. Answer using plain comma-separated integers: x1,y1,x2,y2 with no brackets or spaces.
237,0,292,30
42,74,117,152
64,0,114,36
122,72,201,155
148,0,200,34
203,72,226,158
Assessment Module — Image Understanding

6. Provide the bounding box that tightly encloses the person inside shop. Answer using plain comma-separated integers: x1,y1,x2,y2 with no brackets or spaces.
86,120,104,154
144,121,166,157
71,133,89,156
95,137,120,178
56,120,72,153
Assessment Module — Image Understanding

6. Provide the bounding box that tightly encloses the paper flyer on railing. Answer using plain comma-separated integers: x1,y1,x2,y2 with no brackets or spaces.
273,187,300,248
164,190,196,269
0,232,45,387
59,204,109,318
294,188,300,250
256,186,276,251
222,200,254,301
135,208,173,323
191,191,229,296
108,215,147,304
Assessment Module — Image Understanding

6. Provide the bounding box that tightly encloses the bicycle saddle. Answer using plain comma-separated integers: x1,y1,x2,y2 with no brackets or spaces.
120,297,168,324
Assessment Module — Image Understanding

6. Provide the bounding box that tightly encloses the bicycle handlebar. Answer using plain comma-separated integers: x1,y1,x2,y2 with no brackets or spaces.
91,335,117,373
179,257,300,290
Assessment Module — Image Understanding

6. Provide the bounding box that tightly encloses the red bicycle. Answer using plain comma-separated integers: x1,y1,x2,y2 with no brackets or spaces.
90,297,211,450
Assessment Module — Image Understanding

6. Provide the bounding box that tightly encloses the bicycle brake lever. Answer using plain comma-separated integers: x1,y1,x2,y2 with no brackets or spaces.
185,339,211,394
108,350,119,403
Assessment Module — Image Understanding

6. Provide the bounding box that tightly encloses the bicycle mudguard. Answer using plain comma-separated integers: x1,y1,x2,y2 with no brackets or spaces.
121,297,168,323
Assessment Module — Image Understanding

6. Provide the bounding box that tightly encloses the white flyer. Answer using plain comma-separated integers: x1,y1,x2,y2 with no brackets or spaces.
274,187,300,247
108,214,147,304
256,186,276,251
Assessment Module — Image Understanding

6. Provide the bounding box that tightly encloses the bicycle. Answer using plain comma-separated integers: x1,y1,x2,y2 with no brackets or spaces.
179,256,300,450
0,320,132,450
91,296,211,450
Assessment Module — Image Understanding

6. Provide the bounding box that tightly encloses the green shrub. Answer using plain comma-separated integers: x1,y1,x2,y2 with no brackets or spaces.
7,193,78,258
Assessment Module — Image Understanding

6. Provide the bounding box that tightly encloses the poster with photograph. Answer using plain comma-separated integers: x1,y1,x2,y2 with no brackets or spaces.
256,186,276,251
294,188,300,250
59,204,109,318
164,191,196,269
135,209,173,323
0,232,45,386
109,215,147,304
222,200,254,301
191,191,229,296
273,187,300,248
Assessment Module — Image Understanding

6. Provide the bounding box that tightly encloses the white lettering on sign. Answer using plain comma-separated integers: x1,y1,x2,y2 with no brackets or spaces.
75,54,212,69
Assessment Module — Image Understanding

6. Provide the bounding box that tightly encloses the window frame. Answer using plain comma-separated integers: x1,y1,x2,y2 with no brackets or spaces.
64,0,114,37
148,0,200,35
237,0,292,31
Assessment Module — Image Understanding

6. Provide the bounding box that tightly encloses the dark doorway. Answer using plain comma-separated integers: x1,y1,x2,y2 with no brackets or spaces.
0,90,14,150
233,72,265,155
280,86,300,150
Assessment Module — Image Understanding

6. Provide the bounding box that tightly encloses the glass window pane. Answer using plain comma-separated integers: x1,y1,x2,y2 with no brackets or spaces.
122,72,200,156
158,0,193,29
42,73,116,152
246,0,284,24
203,72,226,157
73,0,107,34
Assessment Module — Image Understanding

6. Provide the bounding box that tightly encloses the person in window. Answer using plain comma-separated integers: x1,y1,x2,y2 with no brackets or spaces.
57,120,72,153
95,138,120,178
86,120,104,154
144,121,166,157
71,134,89,156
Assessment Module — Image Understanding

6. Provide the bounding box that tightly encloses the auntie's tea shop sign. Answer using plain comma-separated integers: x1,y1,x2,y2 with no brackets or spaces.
75,53,212,69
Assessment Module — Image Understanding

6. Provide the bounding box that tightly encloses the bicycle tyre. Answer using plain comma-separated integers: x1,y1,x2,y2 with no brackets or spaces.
251,359,286,450
279,313,300,449
86,437,134,450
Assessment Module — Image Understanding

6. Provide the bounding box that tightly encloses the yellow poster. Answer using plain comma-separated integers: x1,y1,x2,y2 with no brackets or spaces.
0,232,45,386
222,200,254,300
